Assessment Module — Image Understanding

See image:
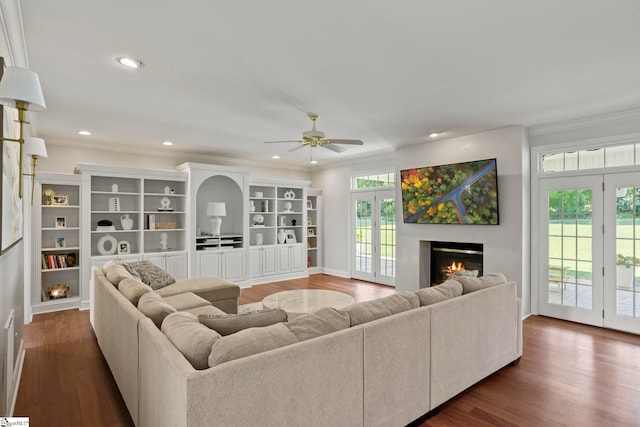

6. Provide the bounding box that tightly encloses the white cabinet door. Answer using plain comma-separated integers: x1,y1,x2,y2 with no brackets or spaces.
199,251,223,277
224,250,244,282
277,245,291,274
167,252,187,280
290,244,305,272
249,248,262,278
262,246,277,276
144,254,164,270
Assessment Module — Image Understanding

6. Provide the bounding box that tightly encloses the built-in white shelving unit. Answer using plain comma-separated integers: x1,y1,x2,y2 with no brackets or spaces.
32,173,83,314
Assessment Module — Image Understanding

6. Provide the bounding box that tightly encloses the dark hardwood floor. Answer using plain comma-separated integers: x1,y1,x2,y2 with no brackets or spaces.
14,275,640,426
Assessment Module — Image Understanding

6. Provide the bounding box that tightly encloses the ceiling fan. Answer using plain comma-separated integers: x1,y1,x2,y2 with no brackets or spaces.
264,113,364,153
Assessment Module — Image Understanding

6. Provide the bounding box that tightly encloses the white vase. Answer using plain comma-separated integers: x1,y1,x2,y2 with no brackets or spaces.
120,214,133,230
278,229,286,244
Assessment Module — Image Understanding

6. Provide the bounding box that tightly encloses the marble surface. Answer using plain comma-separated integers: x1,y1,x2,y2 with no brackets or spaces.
262,289,355,318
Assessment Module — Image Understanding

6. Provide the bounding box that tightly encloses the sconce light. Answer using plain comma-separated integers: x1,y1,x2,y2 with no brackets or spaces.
23,137,48,205
0,60,47,200
206,202,226,236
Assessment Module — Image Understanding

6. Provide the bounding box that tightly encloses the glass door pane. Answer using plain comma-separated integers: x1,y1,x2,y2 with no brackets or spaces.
539,176,603,327
353,196,374,281
377,193,396,286
604,173,640,334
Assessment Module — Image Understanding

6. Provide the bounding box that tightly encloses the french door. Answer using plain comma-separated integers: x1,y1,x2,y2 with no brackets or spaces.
539,176,604,326
351,190,396,286
540,173,640,334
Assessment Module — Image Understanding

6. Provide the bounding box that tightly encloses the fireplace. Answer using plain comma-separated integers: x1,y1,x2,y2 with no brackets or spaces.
430,241,483,285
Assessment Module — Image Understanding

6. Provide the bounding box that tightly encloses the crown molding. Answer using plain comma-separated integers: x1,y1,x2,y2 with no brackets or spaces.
0,0,28,67
528,108,640,137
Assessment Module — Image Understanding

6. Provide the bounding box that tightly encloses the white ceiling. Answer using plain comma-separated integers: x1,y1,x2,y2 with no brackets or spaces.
18,0,640,167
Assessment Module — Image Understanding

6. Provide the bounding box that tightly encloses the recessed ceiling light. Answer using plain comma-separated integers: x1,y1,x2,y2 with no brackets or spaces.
272,155,280,159
310,160,318,164
429,132,439,138
117,57,144,69
162,141,173,146
78,130,91,136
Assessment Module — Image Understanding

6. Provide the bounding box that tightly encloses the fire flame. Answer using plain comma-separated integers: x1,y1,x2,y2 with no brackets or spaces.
443,261,466,279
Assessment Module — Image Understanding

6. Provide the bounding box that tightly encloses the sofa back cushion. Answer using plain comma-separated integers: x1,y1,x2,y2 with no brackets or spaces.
137,292,177,328
415,279,463,306
208,323,298,367
286,307,351,341
345,292,419,326
199,309,287,336
162,312,222,370
118,278,153,306
456,273,507,294
103,261,133,287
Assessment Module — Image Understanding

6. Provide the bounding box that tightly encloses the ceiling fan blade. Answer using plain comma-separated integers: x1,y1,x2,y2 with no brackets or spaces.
326,139,364,145
264,140,303,144
288,144,306,152
323,144,346,153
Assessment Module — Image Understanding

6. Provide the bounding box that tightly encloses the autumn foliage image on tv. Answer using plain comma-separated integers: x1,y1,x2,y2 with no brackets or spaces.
401,158,499,225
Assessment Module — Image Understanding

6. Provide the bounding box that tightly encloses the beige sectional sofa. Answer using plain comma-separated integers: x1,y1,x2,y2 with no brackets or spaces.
93,265,522,427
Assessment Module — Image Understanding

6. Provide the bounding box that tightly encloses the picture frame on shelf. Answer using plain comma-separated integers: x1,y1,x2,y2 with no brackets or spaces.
55,216,66,228
118,240,130,255
52,194,69,206
284,229,296,243
55,237,66,248
307,199,313,209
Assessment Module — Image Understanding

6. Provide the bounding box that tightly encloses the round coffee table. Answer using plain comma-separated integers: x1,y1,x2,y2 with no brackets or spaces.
262,289,355,319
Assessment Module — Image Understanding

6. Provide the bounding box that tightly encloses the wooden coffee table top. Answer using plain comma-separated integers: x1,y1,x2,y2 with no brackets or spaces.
262,289,355,319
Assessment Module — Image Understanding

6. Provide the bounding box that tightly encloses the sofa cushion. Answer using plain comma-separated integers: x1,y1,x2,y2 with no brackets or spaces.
346,292,420,326
122,263,142,280
118,278,153,306
124,260,175,290
285,307,351,341
457,273,507,294
199,309,287,336
415,279,463,306
137,292,177,327
162,312,221,370
162,292,211,311
184,305,227,317
208,323,298,367
156,276,240,302
104,262,133,287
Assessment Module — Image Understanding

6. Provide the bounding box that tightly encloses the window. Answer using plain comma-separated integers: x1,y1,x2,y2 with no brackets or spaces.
542,141,640,174
351,172,395,190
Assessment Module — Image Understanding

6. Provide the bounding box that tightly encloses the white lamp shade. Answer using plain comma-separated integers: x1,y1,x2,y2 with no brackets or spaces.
24,137,48,158
206,202,226,217
0,66,47,110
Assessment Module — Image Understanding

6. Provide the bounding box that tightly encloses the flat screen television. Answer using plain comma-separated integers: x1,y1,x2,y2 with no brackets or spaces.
400,158,499,225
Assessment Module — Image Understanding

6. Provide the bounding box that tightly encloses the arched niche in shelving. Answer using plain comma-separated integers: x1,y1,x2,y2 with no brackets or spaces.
196,175,243,236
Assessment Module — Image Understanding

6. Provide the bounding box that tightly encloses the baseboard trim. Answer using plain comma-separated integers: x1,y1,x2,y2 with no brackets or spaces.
321,268,350,278
8,338,24,416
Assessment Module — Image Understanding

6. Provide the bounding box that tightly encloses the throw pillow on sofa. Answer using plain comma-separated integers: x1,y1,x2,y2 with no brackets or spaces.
124,260,175,290
285,307,351,341
345,292,420,326
414,279,463,306
162,312,222,370
199,309,287,336
118,278,153,305
137,292,177,328
456,273,507,294
208,323,298,367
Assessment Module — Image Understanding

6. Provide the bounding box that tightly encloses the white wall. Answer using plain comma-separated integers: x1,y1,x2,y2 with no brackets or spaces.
394,127,530,312
310,154,395,277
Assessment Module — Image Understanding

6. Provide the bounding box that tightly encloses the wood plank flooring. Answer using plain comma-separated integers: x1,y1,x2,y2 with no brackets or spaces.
14,275,640,426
